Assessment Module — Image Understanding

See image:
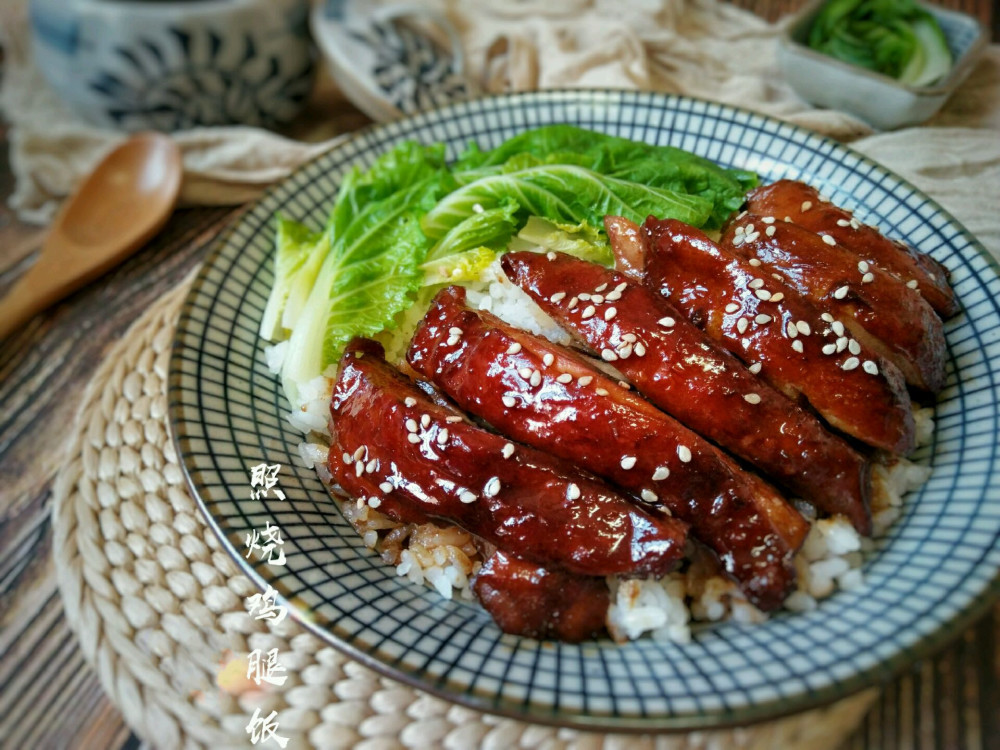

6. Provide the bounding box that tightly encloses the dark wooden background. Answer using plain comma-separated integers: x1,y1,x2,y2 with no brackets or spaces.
1,2,996,748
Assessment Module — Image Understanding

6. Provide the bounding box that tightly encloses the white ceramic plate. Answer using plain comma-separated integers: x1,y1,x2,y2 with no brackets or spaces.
170,91,1000,731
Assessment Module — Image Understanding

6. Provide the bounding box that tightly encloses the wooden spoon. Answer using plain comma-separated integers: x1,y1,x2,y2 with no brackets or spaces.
0,133,182,340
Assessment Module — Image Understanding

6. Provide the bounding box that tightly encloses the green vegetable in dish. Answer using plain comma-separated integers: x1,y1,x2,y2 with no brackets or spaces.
260,127,757,404
807,0,953,86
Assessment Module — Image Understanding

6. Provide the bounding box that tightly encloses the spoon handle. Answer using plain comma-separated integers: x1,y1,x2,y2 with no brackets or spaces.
0,261,74,340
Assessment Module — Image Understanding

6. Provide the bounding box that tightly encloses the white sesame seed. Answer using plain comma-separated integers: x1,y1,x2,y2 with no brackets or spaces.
748,258,762,267
567,297,579,310
460,490,478,504
848,339,861,355
406,433,420,445
755,313,772,324
578,375,594,386
861,272,874,283
652,466,670,481
449,326,463,336
546,252,557,261
833,285,849,300
567,483,581,501
550,292,566,303
851,218,861,229
745,232,761,243
744,392,762,404
530,370,542,387
502,443,515,458
368,497,382,509
772,273,784,282
832,321,846,336
641,489,658,503
735,225,745,235
822,343,837,355
618,380,631,390
354,446,367,461
621,456,637,470
749,278,765,289
792,340,804,353
605,291,622,301
556,373,573,384
592,294,605,304
621,333,637,343
842,357,860,371
786,322,798,338
484,477,501,498
601,349,618,362
356,497,365,509
725,303,740,313
796,320,811,336
543,352,555,367
737,317,749,334
379,482,393,493
437,429,448,445
421,415,430,428
365,459,377,474
762,216,776,224
615,282,628,292
634,342,646,357
446,336,460,346
822,235,837,246
907,279,919,290
838,219,851,227
732,234,746,247
766,225,776,237
446,416,463,423
784,216,793,223
755,289,772,301
801,200,813,212
502,396,517,408
355,461,365,477
618,344,633,358
595,388,609,396
821,312,835,323
581,305,596,319
863,360,879,375
858,261,869,272
677,445,692,463
836,337,849,353
595,283,608,293
658,316,676,327
770,292,785,302
507,342,522,355
746,224,756,235
603,306,618,322
749,362,762,374
518,367,532,379
343,452,353,465
579,293,591,301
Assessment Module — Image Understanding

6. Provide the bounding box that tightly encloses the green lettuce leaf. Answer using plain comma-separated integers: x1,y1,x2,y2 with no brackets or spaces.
512,216,614,267
260,217,327,341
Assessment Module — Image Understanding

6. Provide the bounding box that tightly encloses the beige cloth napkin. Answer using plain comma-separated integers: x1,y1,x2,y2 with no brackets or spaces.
1,0,998,256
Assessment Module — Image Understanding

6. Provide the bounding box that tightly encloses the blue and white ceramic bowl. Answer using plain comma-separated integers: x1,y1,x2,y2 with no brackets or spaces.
29,0,315,131
170,91,1000,731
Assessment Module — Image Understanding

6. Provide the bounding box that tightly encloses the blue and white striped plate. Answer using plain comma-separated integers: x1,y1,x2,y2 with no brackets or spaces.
169,91,1000,731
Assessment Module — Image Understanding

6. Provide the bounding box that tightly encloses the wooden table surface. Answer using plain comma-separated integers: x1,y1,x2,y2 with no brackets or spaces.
1,2,997,748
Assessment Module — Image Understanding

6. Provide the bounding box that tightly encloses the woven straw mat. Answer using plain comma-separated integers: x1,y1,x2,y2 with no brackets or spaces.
51,273,878,750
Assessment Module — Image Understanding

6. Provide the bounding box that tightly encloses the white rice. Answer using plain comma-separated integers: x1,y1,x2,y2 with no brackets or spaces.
266,254,938,642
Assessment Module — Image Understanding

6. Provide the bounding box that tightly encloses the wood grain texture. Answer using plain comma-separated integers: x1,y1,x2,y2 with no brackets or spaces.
1,2,997,747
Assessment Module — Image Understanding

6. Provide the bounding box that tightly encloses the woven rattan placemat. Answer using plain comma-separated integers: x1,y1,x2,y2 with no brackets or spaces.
50,273,877,749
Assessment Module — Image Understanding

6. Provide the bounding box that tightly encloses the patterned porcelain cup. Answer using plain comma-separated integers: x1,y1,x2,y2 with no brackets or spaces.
29,0,315,131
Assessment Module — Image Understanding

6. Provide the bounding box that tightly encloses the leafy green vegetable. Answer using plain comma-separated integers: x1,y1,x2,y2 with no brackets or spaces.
421,162,714,245
454,125,756,228
807,0,952,85
511,217,614,267
260,217,327,341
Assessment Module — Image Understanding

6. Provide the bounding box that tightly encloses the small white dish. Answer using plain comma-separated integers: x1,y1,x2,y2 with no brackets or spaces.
779,0,987,130
310,0,474,122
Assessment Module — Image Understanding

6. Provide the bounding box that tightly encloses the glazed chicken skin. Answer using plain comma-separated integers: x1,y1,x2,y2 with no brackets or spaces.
721,214,946,393
327,338,687,578
472,550,610,642
744,179,958,317
500,250,873,535
641,218,915,455
409,285,810,608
